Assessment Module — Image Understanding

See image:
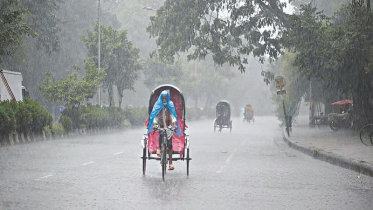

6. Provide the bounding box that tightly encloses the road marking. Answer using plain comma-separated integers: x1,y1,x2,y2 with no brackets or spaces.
35,174,53,181
81,161,95,166
113,152,124,156
217,149,237,173
217,166,226,174
217,139,246,174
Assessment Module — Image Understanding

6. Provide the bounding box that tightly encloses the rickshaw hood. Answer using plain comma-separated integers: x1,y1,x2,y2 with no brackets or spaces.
147,91,182,136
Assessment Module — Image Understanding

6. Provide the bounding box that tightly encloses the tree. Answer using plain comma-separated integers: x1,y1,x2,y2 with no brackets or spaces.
82,23,142,108
1,0,121,108
21,0,65,54
143,57,183,89
282,1,373,127
37,59,105,107
0,0,35,63
291,0,349,16
146,0,290,73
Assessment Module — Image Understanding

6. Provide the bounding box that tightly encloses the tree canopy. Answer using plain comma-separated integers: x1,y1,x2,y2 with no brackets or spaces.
146,0,291,73
82,23,142,108
0,0,35,62
274,0,373,127
38,59,105,107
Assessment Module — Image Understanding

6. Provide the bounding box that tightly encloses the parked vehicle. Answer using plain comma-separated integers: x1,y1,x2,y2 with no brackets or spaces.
0,69,28,101
328,99,354,131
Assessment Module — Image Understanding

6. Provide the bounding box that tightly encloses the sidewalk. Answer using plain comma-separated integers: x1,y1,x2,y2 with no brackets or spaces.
283,115,373,177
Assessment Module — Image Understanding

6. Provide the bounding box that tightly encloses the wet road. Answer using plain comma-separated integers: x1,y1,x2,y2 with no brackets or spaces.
1,116,373,210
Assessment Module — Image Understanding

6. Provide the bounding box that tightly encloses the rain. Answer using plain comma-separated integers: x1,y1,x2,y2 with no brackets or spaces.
1,0,373,209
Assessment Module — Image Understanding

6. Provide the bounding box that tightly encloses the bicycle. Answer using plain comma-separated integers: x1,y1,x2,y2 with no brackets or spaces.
359,124,373,146
153,126,175,181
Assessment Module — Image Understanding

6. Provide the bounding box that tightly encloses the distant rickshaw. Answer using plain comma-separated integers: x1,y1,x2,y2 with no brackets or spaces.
214,100,232,133
243,104,255,123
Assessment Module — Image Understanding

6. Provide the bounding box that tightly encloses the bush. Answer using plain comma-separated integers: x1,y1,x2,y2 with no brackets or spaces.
43,126,52,140
51,123,64,138
59,115,72,133
24,98,53,135
61,106,81,130
13,100,33,134
0,101,16,143
124,106,147,127
59,105,145,132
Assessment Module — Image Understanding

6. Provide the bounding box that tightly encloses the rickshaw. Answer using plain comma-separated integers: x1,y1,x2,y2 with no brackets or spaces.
328,99,354,131
214,100,232,133
243,104,255,123
141,84,191,181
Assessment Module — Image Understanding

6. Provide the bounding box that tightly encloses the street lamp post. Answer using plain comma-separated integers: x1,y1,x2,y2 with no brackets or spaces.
274,76,290,136
98,0,101,107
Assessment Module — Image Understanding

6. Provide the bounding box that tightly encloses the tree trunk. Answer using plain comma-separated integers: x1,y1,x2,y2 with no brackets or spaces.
118,96,123,108
108,85,115,107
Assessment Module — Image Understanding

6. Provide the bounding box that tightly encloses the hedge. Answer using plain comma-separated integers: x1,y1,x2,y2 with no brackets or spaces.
0,98,52,145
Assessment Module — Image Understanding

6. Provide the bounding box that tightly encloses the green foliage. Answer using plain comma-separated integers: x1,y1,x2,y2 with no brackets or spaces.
291,0,349,16
1,0,120,105
51,123,64,137
276,1,373,128
23,98,53,134
22,0,64,53
82,23,142,107
143,55,236,109
143,58,183,89
12,100,33,134
0,99,52,139
43,125,52,140
59,115,72,133
0,101,16,138
146,0,289,73
124,106,148,127
60,105,146,132
38,59,105,107
0,0,35,62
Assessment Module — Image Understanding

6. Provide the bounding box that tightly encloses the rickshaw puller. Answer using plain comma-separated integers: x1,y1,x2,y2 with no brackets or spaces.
150,91,179,170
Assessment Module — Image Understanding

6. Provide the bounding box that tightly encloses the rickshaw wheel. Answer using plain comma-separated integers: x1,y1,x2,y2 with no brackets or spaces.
142,147,147,175
186,148,190,176
330,120,340,131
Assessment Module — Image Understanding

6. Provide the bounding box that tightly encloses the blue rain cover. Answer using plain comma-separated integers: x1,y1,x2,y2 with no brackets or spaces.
147,90,182,136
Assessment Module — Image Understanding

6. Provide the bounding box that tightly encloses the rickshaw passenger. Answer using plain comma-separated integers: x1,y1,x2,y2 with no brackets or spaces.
216,105,224,116
248,105,254,118
148,91,180,170
244,104,254,119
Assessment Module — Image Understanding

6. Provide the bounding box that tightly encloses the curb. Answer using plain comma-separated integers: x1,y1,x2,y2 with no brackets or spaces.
282,128,373,177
